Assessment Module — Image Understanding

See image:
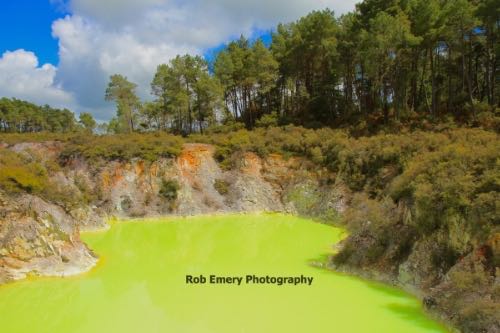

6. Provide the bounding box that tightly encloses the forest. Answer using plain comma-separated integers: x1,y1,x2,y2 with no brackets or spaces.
0,98,96,133
103,0,499,134
106,0,500,134
0,0,498,135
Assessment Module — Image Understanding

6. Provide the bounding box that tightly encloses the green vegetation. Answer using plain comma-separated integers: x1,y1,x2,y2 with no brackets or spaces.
0,148,82,208
159,179,180,201
329,128,498,265
448,264,499,332
214,38,278,128
330,128,499,333
99,0,498,133
105,74,141,133
0,132,75,144
149,55,223,134
214,179,230,195
0,98,81,133
59,133,183,162
0,148,49,194
2,0,499,137
79,112,97,133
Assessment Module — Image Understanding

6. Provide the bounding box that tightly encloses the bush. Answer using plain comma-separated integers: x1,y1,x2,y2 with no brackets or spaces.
255,112,279,128
60,133,183,163
458,299,500,333
389,128,499,240
159,179,179,201
74,177,98,204
0,132,74,145
0,148,83,208
0,148,49,194
213,146,233,170
214,179,229,195
449,264,491,293
476,110,500,132
333,194,416,268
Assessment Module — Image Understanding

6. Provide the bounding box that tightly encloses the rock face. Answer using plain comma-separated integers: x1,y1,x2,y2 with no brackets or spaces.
0,142,349,284
0,192,97,283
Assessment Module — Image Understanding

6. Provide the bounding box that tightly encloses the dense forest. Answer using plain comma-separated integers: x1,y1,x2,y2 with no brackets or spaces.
0,98,96,133
102,0,499,134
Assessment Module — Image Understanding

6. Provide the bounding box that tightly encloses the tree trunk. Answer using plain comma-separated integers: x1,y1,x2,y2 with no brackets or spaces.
430,47,436,117
410,49,418,111
462,31,476,118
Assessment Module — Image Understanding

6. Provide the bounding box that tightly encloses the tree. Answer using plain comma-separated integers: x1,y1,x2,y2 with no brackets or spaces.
151,64,172,130
270,9,339,125
194,70,224,133
0,98,78,133
214,36,251,125
151,55,223,134
79,112,97,132
105,74,140,133
139,101,162,131
250,39,279,121
109,0,500,133
442,0,480,117
214,37,278,128
360,11,419,122
476,0,499,106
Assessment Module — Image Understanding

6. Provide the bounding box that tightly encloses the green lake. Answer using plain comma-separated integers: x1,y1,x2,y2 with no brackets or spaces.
0,214,447,333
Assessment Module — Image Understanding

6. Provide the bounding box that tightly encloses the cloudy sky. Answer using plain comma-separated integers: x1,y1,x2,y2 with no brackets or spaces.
0,0,358,121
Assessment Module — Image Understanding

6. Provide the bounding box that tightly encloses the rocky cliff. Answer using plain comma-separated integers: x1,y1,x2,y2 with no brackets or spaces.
0,142,349,283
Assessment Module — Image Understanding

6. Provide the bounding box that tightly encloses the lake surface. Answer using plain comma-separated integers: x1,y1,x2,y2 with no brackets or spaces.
0,214,447,333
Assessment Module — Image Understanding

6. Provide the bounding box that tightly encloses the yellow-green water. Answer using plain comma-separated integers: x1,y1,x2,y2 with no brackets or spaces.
0,214,447,333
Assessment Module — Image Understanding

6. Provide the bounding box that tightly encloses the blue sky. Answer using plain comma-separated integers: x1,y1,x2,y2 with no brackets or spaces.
0,0,357,120
0,1,64,65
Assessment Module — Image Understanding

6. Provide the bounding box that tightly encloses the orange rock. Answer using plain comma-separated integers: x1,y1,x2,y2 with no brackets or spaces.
112,165,124,184
150,162,160,177
2,256,25,269
134,161,145,177
177,144,215,182
241,152,262,176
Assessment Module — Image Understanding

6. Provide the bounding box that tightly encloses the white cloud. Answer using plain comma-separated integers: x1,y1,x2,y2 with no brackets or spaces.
2,0,359,120
69,0,357,28
0,50,73,108
70,0,164,26
52,15,198,120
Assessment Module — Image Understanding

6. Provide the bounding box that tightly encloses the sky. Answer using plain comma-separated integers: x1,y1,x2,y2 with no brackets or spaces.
0,0,359,121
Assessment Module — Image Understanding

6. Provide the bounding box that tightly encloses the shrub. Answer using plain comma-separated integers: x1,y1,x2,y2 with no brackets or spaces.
476,110,500,132
309,147,324,164
449,264,491,293
60,133,183,163
0,148,83,208
214,179,229,195
0,148,49,194
0,132,73,145
458,298,500,333
255,112,279,128
74,177,98,204
159,179,180,201
334,194,416,268
213,146,233,170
